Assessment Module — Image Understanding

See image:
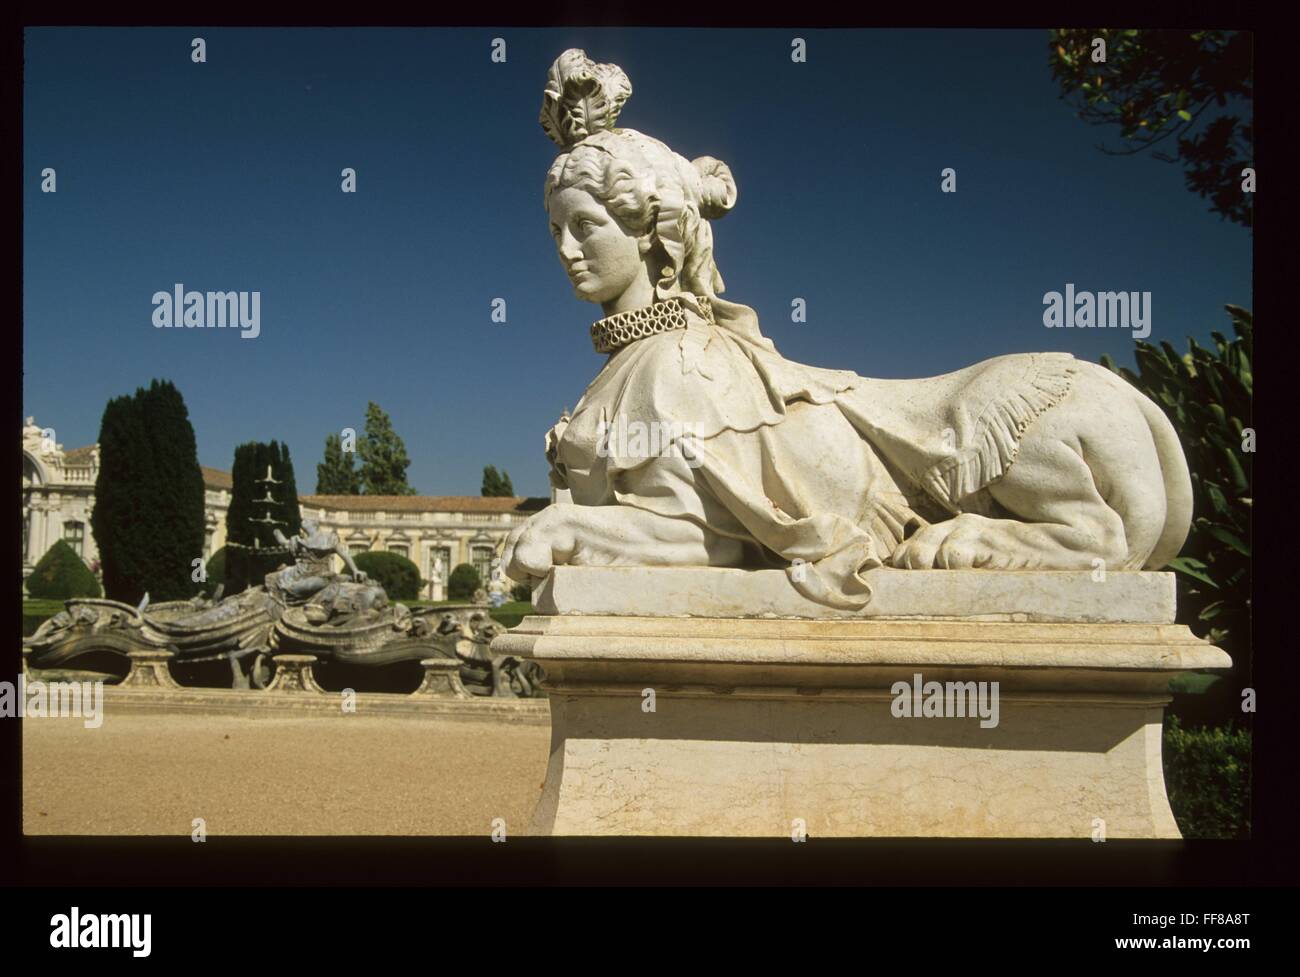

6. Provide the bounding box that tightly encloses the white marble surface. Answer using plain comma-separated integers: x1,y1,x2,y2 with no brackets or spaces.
532,565,1178,624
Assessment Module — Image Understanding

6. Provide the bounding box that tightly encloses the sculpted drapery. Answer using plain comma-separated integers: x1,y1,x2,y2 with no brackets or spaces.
547,291,1081,608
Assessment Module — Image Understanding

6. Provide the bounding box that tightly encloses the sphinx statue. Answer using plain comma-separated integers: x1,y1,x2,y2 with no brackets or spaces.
503,49,1193,609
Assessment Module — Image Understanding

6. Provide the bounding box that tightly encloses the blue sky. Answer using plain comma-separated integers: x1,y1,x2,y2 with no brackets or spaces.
23,28,1252,497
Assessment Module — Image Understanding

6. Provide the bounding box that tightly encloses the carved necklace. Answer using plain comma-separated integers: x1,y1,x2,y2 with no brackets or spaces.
590,294,714,354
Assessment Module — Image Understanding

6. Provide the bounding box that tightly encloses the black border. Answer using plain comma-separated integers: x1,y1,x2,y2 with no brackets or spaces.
7,0,1292,903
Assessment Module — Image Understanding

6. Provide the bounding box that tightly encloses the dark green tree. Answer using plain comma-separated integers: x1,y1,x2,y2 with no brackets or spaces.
1049,30,1253,227
92,380,206,603
316,431,361,494
481,465,515,497
93,394,152,602
358,402,416,495
224,440,304,594
26,539,102,599
353,551,423,601
448,563,481,600
140,380,208,600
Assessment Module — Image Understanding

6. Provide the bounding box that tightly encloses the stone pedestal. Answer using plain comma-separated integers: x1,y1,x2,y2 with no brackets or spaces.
492,567,1230,838
414,657,473,699
265,654,324,694
120,648,181,690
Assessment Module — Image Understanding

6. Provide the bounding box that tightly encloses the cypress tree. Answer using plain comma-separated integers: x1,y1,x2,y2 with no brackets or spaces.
139,380,207,601
274,441,304,538
93,394,149,602
481,465,515,497
225,439,303,593
358,402,416,495
316,432,360,494
92,380,204,603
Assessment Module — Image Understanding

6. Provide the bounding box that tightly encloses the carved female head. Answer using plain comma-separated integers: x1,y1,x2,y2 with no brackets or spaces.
540,50,737,313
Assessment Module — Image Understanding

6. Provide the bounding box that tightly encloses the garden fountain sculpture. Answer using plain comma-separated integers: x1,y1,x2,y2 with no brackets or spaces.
24,520,542,696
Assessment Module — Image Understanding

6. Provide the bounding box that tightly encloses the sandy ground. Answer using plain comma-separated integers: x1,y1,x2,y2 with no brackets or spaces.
22,713,550,836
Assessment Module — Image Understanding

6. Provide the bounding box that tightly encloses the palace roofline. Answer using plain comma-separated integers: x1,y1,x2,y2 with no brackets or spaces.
300,494,548,513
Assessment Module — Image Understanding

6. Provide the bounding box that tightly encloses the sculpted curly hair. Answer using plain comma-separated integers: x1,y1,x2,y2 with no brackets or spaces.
544,128,738,300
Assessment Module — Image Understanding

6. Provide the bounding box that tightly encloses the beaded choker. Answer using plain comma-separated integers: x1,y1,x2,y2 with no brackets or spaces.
590,295,714,354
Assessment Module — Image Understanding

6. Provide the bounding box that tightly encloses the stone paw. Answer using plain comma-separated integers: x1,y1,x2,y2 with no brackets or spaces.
888,518,998,570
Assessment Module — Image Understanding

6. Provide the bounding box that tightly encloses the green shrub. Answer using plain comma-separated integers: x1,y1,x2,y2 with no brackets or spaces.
1163,716,1251,838
511,581,533,602
353,550,423,601
26,540,102,599
201,546,227,597
1101,305,1252,726
448,563,481,601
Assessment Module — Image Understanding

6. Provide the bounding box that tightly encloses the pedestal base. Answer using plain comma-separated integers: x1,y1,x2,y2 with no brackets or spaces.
265,654,324,694
493,568,1230,838
414,657,473,699
120,648,180,690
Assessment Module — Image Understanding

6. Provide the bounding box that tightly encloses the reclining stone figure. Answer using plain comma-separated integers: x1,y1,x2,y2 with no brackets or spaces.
504,49,1193,609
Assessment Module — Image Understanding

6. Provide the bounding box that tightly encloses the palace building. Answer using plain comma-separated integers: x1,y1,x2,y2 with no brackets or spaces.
21,417,547,600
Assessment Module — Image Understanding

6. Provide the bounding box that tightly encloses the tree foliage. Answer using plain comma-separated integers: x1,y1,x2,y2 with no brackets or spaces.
448,563,481,600
481,465,515,497
1163,716,1251,839
316,431,361,494
358,402,416,495
92,379,206,603
1049,29,1253,226
1101,305,1252,717
353,550,423,601
26,539,102,599
225,440,303,594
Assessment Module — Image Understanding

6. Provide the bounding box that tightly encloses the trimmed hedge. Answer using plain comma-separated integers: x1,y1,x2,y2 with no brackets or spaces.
26,539,102,599
353,550,423,601
1163,716,1251,839
448,563,481,600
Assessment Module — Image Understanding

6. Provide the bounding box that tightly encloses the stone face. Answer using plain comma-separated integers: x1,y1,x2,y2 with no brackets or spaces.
535,566,1177,624
494,567,1230,838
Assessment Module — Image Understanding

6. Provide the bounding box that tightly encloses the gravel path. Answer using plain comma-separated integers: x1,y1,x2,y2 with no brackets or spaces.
23,714,550,836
